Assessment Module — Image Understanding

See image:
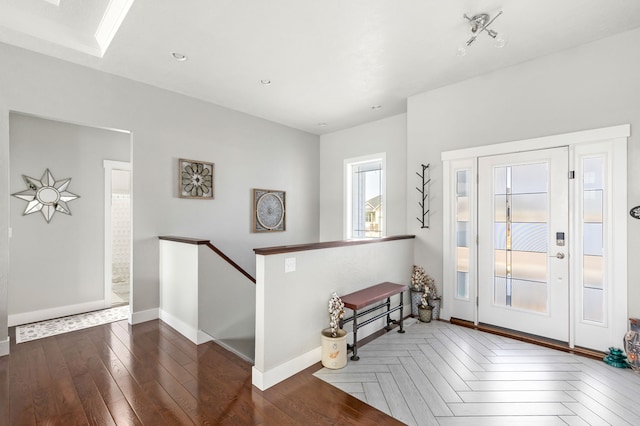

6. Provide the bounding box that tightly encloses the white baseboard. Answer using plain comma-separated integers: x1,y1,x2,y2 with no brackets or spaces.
0,337,9,357
8,300,106,327
197,330,213,345
159,309,198,344
252,346,321,391
130,308,159,325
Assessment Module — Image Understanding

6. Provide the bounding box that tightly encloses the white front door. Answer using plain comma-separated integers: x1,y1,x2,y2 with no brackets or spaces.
478,147,569,342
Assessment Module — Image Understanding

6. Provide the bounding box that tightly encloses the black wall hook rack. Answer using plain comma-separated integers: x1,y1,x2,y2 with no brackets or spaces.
416,163,430,229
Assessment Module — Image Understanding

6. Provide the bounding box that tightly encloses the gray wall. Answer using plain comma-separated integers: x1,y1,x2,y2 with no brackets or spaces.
0,42,320,341
406,28,640,317
319,113,407,241
9,113,130,315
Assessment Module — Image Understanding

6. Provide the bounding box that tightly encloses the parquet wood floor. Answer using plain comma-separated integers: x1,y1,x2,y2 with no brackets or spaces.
315,319,640,425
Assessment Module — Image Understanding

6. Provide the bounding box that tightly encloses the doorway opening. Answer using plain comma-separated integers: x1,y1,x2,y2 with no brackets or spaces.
104,161,131,308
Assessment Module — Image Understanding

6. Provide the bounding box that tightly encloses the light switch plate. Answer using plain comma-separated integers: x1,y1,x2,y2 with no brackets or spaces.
285,257,296,273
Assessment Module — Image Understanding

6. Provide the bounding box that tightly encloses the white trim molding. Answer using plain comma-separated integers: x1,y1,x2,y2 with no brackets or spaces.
159,309,199,344
103,160,132,310
252,346,321,391
343,152,387,239
441,124,630,161
0,337,9,357
130,307,158,325
8,299,106,327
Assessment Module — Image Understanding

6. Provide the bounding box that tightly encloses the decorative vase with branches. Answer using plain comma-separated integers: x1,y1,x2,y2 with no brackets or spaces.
328,292,345,338
418,289,430,309
322,292,348,369
417,289,433,323
410,265,441,319
411,265,426,292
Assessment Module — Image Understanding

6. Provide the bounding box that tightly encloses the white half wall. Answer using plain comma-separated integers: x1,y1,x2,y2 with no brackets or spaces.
159,240,199,342
253,237,414,390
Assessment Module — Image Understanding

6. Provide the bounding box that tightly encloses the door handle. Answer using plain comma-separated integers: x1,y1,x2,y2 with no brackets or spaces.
553,252,565,259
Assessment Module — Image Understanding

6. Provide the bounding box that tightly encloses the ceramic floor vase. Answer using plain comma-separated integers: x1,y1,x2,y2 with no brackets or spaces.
321,328,347,369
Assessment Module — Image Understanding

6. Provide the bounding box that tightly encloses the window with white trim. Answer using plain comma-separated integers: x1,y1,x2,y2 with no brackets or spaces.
345,154,386,238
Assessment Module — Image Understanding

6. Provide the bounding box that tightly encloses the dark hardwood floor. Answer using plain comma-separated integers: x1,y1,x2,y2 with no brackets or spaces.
1,319,402,425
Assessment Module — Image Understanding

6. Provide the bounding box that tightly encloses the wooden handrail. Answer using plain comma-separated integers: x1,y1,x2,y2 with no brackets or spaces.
253,234,415,256
159,236,256,284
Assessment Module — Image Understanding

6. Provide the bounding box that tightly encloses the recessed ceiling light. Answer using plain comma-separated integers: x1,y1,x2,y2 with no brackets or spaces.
171,52,188,61
260,79,272,85
317,123,327,127
371,105,383,110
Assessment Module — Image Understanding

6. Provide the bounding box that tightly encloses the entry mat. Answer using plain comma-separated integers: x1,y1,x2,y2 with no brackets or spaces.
16,305,129,343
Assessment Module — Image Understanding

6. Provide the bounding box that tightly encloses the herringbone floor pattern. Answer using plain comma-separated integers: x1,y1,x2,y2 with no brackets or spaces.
314,319,640,425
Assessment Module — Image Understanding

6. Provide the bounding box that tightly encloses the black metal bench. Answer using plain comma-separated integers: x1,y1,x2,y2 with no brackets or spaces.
339,282,407,361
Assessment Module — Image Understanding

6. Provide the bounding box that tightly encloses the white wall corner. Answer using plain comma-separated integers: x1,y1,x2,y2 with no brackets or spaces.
211,338,255,364
159,309,199,344
130,307,159,325
0,337,9,357
251,346,321,391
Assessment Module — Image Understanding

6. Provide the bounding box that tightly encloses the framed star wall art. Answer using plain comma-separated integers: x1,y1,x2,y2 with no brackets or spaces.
179,158,214,199
11,168,80,223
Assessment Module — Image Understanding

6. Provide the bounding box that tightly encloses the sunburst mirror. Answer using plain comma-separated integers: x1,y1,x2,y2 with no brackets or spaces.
11,169,80,223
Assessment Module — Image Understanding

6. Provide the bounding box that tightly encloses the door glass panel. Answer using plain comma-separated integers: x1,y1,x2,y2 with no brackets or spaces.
581,156,605,324
494,277,507,306
492,162,549,313
583,287,604,322
511,223,547,253
497,223,547,253
511,279,547,312
583,157,604,190
456,170,471,300
457,170,469,196
494,224,507,250
511,194,548,222
494,249,508,277
583,223,603,256
494,167,507,195
511,251,547,282
583,255,603,289
584,190,603,222
511,163,548,194
494,195,506,222
457,221,469,247
457,272,469,299
457,197,469,221
457,247,469,273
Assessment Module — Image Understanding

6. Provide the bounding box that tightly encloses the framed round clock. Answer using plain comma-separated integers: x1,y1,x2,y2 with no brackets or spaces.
253,189,286,232
631,205,640,220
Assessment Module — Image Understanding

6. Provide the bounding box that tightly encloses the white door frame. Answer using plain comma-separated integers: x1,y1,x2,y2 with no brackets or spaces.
442,124,629,350
103,160,132,308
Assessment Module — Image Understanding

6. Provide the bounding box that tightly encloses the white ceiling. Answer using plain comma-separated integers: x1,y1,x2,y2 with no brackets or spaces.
1,0,639,135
